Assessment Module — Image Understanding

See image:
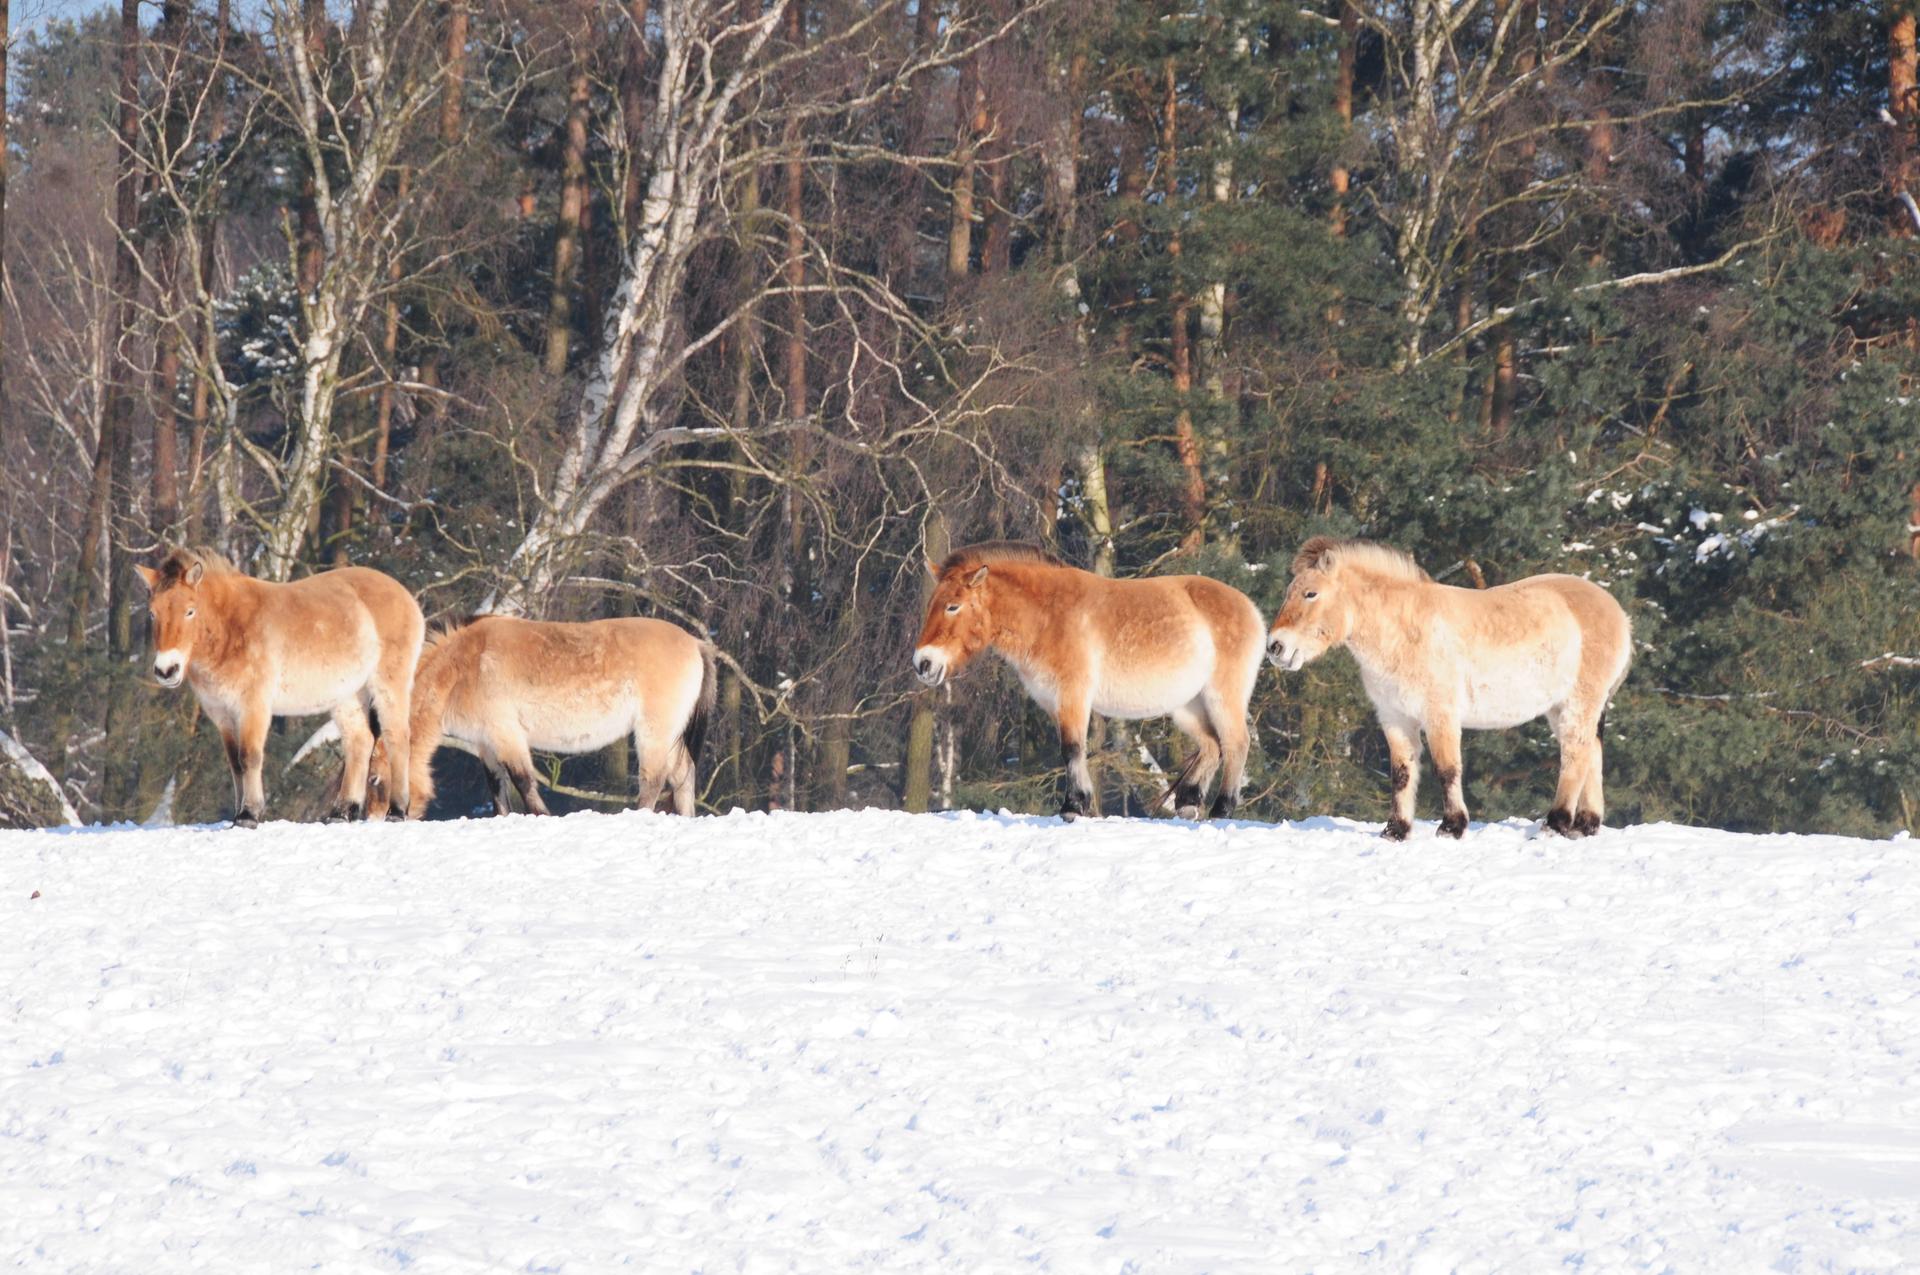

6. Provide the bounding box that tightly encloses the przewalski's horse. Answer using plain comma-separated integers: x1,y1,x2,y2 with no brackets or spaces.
391,615,717,818
136,547,425,827
1266,537,1632,840
913,541,1266,820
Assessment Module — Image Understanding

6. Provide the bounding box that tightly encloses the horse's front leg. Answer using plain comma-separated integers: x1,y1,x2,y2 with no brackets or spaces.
1380,715,1421,841
230,700,271,828
1054,689,1096,821
1426,711,1469,838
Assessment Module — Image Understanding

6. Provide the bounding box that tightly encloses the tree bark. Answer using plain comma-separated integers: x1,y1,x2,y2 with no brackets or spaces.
947,46,983,278
71,0,145,647
902,512,951,813
439,0,468,143
544,28,592,377
619,0,651,228
1893,11,1918,233
1163,59,1205,551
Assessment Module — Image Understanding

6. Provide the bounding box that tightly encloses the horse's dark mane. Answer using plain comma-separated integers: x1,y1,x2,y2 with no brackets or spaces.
939,540,1066,573
1293,536,1430,583
421,612,494,657
158,544,239,581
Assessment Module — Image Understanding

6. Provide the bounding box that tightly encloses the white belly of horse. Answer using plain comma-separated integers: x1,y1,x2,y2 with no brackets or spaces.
273,659,378,718
1092,651,1212,720
1458,647,1577,730
518,695,638,755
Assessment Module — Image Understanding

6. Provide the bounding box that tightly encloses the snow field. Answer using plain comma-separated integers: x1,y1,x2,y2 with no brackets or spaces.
3,809,1918,1271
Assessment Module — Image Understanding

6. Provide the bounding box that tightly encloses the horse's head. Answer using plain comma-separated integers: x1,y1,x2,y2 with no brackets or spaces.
912,560,994,686
134,551,211,689
1267,536,1354,672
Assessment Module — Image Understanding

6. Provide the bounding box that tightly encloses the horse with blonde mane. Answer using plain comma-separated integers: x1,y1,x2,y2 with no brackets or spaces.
913,541,1265,820
384,615,716,818
137,547,425,826
1266,537,1631,839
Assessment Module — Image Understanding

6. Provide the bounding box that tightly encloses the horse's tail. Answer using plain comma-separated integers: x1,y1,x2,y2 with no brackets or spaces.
680,641,719,771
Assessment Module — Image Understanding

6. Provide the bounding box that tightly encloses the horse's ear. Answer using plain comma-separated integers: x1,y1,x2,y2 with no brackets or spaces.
923,557,940,582
967,564,990,588
134,564,159,593
185,559,205,586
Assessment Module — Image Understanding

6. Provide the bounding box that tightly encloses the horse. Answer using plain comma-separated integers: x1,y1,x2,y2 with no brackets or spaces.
136,546,425,827
912,541,1266,820
384,615,717,819
1265,536,1632,840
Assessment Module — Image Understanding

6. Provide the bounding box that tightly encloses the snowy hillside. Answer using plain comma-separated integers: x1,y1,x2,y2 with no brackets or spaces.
4,810,1917,1271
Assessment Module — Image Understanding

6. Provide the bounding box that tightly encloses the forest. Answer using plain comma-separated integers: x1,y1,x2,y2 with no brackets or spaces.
1,0,1917,834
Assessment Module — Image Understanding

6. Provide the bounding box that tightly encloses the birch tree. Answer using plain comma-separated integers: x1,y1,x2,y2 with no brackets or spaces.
250,0,461,579
489,0,1027,611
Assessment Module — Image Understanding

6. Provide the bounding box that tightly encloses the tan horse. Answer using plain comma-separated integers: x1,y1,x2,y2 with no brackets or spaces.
1266,537,1632,840
136,547,425,827
913,541,1265,820
390,615,716,818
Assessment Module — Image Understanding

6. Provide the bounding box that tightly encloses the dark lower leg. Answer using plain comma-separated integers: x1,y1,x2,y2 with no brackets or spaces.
508,763,551,816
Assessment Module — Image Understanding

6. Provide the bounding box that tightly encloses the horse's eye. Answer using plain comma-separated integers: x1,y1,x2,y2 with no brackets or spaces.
945,603,961,615
185,608,196,619
1303,591,1319,601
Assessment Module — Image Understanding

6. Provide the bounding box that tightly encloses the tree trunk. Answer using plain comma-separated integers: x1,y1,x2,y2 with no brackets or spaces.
151,240,183,538
619,0,652,228
947,48,983,278
544,36,592,377
71,0,145,647
902,512,950,813
1163,60,1205,551
1330,1,1355,238
0,0,9,465
439,0,469,143
1893,11,1918,233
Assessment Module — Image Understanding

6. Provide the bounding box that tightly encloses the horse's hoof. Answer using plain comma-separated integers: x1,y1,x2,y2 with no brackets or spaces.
1383,817,1411,841
324,802,363,825
232,813,260,830
1174,803,1203,822
1573,811,1602,837
385,810,408,823
1545,807,1578,837
1438,810,1467,839
1059,808,1079,823
1207,795,1237,821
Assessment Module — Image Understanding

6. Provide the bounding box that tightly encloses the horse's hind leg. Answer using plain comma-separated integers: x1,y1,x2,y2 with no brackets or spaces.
1545,705,1596,838
1200,680,1253,821
1165,702,1222,820
328,699,376,822
1574,737,1605,837
636,731,673,813
668,745,697,817
495,734,552,816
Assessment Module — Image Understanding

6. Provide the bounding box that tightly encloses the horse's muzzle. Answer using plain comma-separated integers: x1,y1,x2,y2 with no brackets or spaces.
152,654,185,688
1266,635,1305,673
912,647,948,687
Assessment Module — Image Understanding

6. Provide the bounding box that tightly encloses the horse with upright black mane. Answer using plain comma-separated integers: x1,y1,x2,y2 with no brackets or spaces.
1266,536,1632,839
137,547,425,826
913,541,1265,820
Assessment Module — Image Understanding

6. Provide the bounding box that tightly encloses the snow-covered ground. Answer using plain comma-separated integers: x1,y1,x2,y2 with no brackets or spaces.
4,809,1917,1272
